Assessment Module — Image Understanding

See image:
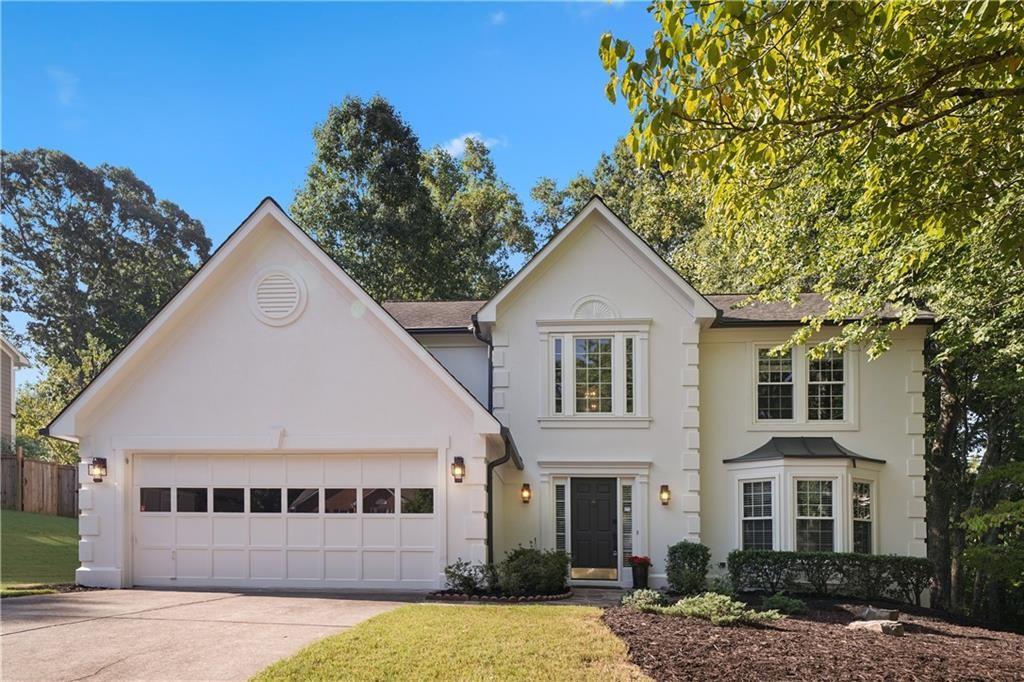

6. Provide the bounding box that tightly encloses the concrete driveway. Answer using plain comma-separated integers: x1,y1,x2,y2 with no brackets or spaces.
1,588,417,681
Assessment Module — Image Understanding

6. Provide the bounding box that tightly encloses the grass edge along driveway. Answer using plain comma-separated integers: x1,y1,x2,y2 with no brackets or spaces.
253,603,648,681
1,509,79,597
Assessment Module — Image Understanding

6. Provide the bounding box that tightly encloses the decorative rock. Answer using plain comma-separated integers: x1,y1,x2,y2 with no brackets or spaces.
846,620,905,636
858,606,900,621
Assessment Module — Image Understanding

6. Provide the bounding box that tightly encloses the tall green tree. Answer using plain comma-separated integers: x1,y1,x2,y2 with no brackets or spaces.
422,137,535,298
600,0,1024,618
293,96,534,301
2,149,211,366
530,139,705,274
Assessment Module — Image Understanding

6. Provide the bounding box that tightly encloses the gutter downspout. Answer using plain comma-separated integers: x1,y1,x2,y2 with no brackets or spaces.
486,426,524,564
473,312,500,562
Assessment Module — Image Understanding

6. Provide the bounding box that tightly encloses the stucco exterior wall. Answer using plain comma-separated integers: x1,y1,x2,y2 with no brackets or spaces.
699,326,928,569
488,212,703,585
72,215,491,587
416,334,489,407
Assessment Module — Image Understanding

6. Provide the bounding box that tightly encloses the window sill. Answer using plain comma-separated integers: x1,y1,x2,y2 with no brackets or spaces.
537,416,652,429
748,421,858,432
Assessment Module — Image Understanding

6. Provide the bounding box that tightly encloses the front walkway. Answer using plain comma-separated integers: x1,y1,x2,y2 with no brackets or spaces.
564,587,628,606
1,588,418,681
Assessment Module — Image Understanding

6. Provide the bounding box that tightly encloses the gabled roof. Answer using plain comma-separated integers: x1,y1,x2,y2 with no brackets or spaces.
707,293,934,326
46,198,501,440
475,196,718,324
723,437,885,464
383,300,484,332
0,336,30,368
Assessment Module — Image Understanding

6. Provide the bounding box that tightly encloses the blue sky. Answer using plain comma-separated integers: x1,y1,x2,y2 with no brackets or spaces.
3,1,654,383
3,1,653,245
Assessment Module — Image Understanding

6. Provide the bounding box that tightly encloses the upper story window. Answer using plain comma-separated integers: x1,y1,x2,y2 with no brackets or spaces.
757,349,794,420
752,345,854,428
575,337,613,413
808,351,845,421
541,316,650,424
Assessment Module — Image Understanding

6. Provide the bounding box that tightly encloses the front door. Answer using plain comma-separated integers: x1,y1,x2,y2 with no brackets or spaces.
570,477,617,580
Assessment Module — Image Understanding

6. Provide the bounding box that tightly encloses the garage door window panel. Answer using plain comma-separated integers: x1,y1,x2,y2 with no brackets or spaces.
325,488,358,514
363,488,395,514
140,487,171,512
176,488,208,513
213,488,245,513
287,488,319,513
400,488,434,514
251,488,282,513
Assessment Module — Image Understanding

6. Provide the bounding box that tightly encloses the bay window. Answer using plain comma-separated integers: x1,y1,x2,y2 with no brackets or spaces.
795,480,834,552
852,481,873,554
741,480,773,550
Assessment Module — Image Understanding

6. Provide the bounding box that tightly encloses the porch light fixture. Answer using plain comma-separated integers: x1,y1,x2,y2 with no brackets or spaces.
89,458,108,483
659,485,671,505
520,483,532,504
451,456,466,483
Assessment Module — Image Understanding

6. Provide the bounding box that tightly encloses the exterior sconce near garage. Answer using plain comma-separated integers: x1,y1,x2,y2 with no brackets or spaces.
451,456,466,483
520,484,532,504
89,458,108,483
659,485,671,506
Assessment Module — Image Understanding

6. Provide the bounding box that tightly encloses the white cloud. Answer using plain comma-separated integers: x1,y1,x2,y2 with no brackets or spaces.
489,10,506,26
442,132,504,157
46,67,79,107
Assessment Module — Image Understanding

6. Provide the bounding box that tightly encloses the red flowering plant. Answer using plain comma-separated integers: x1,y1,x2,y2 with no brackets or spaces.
627,555,652,567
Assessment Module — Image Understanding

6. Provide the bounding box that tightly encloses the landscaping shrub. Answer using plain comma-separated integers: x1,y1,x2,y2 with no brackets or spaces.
444,559,486,594
707,575,736,596
838,554,891,601
727,550,934,605
662,592,784,626
496,547,570,595
888,556,934,606
762,593,808,615
621,589,667,611
666,541,710,594
797,553,839,595
727,550,797,593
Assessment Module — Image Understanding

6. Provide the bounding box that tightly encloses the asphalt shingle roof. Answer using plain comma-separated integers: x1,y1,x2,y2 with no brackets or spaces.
381,294,932,331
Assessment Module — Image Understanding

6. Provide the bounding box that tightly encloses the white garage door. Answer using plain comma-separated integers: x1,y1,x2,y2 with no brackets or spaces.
131,453,440,589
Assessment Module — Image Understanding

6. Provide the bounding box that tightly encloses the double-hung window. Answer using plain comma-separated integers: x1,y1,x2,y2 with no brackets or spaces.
796,480,834,552
546,326,647,420
575,337,613,413
741,481,773,550
852,481,873,554
808,351,845,421
757,349,794,420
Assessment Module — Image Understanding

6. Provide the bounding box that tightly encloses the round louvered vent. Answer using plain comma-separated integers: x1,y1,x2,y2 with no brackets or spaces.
249,269,307,326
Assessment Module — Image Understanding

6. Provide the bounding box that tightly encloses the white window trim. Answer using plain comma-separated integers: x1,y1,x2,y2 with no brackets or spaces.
748,343,860,431
850,478,878,555
794,478,837,553
729,460,880,553
538,320,651,427
739,478,777,551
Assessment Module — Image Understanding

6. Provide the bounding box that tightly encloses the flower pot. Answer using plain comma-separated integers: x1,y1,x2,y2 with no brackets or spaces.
631,563,649,589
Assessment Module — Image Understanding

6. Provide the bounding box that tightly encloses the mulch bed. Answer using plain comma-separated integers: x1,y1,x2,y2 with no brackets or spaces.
603,598,1024,681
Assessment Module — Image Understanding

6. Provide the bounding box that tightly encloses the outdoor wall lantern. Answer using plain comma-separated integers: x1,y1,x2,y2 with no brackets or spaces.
659,485,671,506
520,483,532,504
89,457,108,483
451,456,466,483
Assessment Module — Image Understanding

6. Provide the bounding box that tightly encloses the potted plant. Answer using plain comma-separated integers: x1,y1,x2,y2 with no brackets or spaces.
628,555,652,589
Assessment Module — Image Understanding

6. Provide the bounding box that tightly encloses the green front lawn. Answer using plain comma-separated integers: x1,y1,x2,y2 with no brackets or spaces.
1,509,78,597
253,604,647,681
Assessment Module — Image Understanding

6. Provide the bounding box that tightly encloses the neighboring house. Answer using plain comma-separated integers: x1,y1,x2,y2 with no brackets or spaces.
46,197,931,590
1,336,30,452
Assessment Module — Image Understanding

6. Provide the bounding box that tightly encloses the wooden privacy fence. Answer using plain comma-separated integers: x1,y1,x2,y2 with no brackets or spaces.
1,450,78,518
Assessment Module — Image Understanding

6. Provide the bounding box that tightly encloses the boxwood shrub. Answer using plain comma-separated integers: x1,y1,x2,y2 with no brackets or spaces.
727,549,933,605
666,541,711,594
496,547,571,596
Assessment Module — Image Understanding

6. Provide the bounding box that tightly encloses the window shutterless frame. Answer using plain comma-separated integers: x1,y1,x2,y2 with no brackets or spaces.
794,479,836,552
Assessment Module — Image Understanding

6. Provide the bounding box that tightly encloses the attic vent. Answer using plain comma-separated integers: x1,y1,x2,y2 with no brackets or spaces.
249,269,307,326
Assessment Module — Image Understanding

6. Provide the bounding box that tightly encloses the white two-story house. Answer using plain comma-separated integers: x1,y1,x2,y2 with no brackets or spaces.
47,197,930,590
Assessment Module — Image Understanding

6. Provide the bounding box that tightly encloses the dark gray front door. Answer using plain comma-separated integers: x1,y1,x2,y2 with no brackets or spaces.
570,477,617,580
